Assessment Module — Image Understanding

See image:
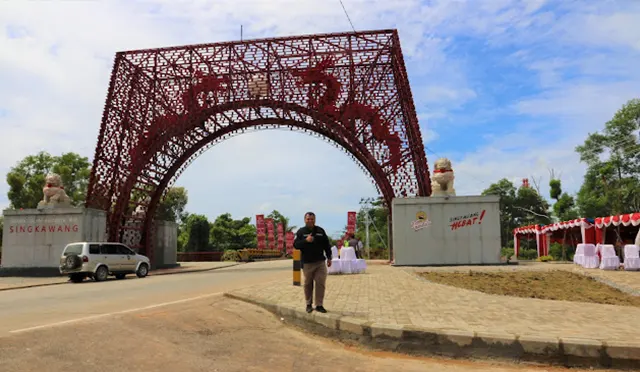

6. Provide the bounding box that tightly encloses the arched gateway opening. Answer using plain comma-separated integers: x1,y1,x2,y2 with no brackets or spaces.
85,29,432,266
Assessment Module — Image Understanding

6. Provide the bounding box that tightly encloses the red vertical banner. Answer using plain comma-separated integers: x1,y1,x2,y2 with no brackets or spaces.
285,231,295,255
266,218,275,250
276,223,284,252
347,211,357,234
256,214,266,250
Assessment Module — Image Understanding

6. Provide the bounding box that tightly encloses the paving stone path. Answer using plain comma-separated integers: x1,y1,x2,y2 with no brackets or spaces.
229,263,640,343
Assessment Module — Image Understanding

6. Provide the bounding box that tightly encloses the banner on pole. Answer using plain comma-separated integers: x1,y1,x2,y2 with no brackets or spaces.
276,223,284,251
285,231,294,255
256,214,266,249
347,211,357,234
266,218,276,250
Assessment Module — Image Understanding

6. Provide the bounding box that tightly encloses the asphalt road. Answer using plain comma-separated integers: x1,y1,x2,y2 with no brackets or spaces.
0,261,605,372
0,260,291,335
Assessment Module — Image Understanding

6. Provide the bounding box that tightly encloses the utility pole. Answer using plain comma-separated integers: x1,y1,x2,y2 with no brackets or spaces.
364,210,371,260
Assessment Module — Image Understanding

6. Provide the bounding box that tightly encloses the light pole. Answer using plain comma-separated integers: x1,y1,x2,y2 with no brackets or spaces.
364,209,371,260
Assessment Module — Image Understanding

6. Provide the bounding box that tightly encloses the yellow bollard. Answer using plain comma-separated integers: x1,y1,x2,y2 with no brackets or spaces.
292,249,301,286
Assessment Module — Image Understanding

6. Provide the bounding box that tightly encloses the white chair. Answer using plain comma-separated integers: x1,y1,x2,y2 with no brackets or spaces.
582,244,600,269
327,246,342,274
574,244,586,266
328,259,342,274
341,247,357,261
599,244,620,270
623,245,640,271
354,259,367,273
339,247,357,274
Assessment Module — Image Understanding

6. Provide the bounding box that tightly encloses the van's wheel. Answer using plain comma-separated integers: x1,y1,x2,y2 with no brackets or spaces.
94,266,109,282
115,273,126,280
136,263,149,278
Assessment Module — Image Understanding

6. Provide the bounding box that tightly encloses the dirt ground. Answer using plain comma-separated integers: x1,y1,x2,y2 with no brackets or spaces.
0,297,614,372
417,270,640,307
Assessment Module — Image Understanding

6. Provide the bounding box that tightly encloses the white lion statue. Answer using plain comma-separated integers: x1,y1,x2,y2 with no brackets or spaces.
38,173,72,208
431,157,456,197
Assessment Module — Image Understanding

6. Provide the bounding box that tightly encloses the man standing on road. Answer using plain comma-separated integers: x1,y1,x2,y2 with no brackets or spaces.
294,212,332,314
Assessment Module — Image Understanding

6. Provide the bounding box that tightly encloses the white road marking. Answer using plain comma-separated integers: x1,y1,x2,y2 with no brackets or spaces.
9,291,224,334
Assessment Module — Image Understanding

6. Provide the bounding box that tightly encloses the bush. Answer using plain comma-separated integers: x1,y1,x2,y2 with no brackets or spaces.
221,250,240,262
501,247,515,261
518,248,538,260
549,242,575,261
368,247,389,260
537,255,554,262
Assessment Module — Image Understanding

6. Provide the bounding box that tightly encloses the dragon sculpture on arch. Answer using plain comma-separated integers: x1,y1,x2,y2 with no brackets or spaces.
129,72,230,170
292,56,403,171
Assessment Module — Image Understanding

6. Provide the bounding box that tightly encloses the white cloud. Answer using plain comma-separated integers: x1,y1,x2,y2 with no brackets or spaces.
1,0,639,234
451,128,586,199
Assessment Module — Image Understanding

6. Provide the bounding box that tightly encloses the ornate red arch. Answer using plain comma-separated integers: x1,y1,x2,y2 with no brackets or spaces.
86,29,431,265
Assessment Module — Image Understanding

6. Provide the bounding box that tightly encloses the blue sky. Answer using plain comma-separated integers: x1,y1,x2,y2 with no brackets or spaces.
1,0,639,238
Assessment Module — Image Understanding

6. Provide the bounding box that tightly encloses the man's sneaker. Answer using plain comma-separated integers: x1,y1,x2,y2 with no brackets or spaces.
306,305,313,313
315,306,327,313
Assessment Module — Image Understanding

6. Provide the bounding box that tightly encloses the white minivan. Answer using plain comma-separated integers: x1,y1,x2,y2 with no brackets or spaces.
59,242,150,283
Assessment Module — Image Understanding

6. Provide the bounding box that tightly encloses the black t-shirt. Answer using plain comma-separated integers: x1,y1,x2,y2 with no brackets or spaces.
293,225,332,264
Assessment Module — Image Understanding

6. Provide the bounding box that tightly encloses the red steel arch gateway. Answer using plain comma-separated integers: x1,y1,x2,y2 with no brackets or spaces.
85,29,432,265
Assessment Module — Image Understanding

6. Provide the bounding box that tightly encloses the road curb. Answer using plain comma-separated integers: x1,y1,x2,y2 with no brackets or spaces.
0,281,68,292
0,263,243,292
224,292,640,370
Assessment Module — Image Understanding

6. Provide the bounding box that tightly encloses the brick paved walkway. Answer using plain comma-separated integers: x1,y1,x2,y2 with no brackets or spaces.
228,264,640,343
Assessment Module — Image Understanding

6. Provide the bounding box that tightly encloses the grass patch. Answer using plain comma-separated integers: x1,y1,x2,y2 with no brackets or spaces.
418,270,640,307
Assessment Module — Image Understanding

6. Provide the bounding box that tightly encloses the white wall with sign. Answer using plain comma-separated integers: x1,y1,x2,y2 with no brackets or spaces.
1,208,107,268
392,196,501,266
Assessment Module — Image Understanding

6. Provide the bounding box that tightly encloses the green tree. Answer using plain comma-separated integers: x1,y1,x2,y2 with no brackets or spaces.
209,213,257,251
548,171,579,222
178,214,210,252
156,187,188,223
548,175,579,261
481,179,517,248
353,197,389,258
482,178,550,249
575,98,640,217
6,151,91,208
514,186,551,226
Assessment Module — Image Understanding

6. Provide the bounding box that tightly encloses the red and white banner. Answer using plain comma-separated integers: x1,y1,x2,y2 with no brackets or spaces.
347,211,357,234
276,222,284,251
285,231,294,255
256,214,266,250
266,218,275,250
595,213,640,228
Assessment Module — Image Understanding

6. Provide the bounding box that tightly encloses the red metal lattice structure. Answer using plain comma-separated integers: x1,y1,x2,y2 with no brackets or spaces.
86,29,431,266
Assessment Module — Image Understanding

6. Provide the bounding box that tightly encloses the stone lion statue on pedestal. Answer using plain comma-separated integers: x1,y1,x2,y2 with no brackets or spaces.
431,157,456,197
37,173,72,208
